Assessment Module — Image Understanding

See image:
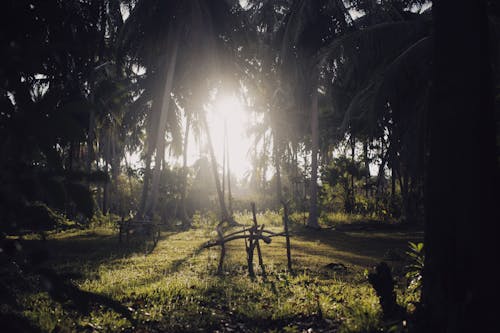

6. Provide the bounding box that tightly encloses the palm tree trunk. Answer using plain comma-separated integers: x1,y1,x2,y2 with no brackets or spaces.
201,111,230,223
138,87,162,218
138,146,153,218
350,134,355,212
222,122,226,203
148,28,179,216
86,109,95,177
103,159,109,215
225,120,233,216
261,134,268,190
292,141,299,208
180,112,191,226
391,168,396,204
307,87,320,229
363,139,369,198
273,127,283,204
124,155,135,206
103,135,111,215
148,134,166,215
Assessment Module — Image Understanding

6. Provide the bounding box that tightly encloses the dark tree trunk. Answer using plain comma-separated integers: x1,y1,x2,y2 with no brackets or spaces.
86,109,95,177
261,134,268,190
225,120,233,216
138,148,152,218
376,139,387,203
222,122,226,202
398,167,410,222
148,134,166,215
363,139,369,198
273,128,283,204
292,142,300,208
149,31,179,215
180,112,191,226
391,169,396,197
102,134,111,215
103,160,109,215
307,86,320,229
350,134,355,212
422,2,498,332
138,92,161,218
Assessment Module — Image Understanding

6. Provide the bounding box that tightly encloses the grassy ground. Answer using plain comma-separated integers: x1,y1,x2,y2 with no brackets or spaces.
1,212,423,332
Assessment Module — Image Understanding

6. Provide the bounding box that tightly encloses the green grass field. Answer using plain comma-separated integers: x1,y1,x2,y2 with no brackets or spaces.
2,212,423,332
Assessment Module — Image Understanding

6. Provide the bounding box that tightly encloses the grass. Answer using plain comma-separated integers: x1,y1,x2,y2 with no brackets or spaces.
1,212,423,332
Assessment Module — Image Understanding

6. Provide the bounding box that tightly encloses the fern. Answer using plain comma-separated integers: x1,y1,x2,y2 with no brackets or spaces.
405,241,424,294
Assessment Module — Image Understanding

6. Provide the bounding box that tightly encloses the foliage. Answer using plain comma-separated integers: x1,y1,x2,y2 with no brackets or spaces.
404,242,424,305
321,156,368,213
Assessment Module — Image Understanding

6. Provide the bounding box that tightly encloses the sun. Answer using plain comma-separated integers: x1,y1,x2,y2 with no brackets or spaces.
206,93,251,180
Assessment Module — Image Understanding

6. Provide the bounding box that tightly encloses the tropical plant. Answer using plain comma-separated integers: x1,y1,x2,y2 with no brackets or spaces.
405,241,424,295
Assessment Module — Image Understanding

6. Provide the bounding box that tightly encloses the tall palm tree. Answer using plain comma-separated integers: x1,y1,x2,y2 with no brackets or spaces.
276,0,433,227
278,0,355,228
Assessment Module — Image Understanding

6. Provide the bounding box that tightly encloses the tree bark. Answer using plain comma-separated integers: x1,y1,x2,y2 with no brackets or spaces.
363,139,370,198
180,112,191,226
273,127,283,204
307,86,320,229
422,2,498,332
349,134,355,212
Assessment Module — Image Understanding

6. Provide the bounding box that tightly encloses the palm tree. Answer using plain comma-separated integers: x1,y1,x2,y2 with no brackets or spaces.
277,0,433,227
278,0,356,228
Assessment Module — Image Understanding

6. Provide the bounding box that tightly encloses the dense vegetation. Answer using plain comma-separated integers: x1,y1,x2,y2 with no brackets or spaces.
1,0,498,332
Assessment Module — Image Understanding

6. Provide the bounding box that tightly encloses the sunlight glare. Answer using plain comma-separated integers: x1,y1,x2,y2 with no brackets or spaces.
207,93,251,181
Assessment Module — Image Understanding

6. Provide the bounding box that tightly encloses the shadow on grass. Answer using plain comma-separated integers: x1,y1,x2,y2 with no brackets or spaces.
36,267,137,325
19,229,179,269
102,237,211,296
1,234,143,330
1,229,188,322
289,224,423,268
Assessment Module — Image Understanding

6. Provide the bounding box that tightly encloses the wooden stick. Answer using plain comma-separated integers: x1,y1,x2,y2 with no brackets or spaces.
223,226,256,239
261,230,286,236
256,225,267,279
216,221,225,275
243,227,249,254
251,203,266,277
282,200,293,273
247,227,255,278
203,234,272,248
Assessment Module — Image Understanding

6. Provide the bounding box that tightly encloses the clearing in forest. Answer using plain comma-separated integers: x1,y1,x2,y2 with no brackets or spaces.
5,213,422,333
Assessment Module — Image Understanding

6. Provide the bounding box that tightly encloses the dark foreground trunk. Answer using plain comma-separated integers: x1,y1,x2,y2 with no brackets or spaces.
422,1,498,332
